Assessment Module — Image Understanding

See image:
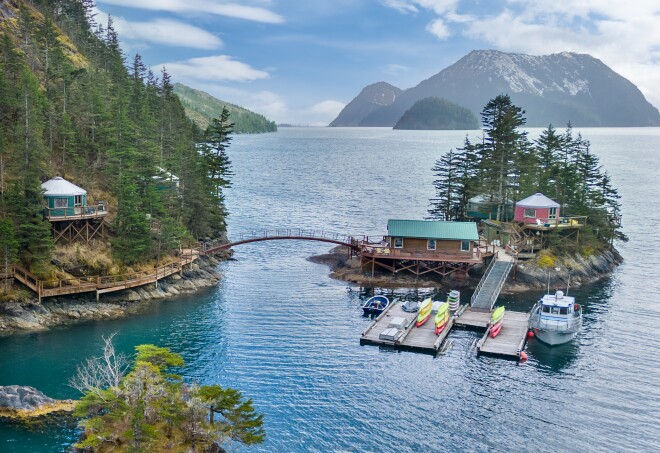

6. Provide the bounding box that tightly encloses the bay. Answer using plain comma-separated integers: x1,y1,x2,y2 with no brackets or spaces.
1,127,659,452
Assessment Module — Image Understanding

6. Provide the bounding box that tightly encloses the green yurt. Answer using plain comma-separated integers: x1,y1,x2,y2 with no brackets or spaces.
41,176,87,217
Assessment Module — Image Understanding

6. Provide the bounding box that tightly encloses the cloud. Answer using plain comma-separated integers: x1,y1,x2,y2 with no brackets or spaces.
97,0,284,24
115,18,222,49
308,100,345,118
159,55,270,82
426,18,449,39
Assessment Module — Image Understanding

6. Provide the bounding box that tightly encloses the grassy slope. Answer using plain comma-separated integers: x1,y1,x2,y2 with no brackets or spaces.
173,83,277,133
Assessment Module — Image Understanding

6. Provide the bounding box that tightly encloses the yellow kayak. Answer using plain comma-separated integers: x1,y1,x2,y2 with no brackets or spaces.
491,306,505,324
434,302,450,334
416,298,433,327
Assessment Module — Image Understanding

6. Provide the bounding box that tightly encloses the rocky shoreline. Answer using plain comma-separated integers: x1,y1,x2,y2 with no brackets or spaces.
0,254,227,335
0,386,74,420
309,246,623,293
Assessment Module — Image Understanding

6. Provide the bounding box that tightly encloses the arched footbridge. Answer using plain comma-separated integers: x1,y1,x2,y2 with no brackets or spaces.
201,229,361,254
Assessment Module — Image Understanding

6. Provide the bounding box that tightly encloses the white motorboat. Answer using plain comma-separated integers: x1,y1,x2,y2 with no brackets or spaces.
529,290,582,346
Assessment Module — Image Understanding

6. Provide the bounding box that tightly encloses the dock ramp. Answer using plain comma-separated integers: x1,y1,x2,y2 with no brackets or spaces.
470,257,513,311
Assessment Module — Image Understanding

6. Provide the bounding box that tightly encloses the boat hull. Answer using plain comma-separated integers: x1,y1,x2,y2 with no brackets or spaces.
532,328,578,346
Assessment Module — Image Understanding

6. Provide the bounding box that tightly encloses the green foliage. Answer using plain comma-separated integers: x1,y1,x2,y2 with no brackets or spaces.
430,95,625,248
73,343,265,452
173,83,277,133
394,97,479,130
0,0,231,269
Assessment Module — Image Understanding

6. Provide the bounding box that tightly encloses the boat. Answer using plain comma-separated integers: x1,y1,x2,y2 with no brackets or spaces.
401,300,419,313
416,298,433,327
447,290,460,311
434,302,450,335
361,295,390,316
529,290,582,346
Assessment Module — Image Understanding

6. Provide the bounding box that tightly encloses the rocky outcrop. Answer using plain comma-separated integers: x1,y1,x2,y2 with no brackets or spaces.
0,386,74,419
311,246,622,293
0,255,224,334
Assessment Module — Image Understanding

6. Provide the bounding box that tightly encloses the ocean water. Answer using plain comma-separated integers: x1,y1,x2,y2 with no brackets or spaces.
1,127,659,452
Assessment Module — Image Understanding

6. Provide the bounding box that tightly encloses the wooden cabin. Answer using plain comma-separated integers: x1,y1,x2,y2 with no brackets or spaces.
360,219,486,278
513,192,560,226
385,219,479,256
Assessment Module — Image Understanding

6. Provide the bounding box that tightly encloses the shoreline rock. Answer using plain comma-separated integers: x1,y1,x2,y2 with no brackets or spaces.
0,254,226,336
309,246,622,294
0,386,75,420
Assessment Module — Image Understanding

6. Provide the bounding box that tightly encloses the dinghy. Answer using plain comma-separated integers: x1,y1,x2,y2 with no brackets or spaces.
361,296,390,316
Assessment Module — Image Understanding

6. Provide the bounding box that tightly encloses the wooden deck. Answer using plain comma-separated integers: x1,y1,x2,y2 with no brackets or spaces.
360,303,454,354
477,311,530,359
453,307,530,359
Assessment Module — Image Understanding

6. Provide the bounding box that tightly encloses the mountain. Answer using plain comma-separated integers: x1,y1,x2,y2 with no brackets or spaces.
393,97,479,130
173,83,276,133
332,50,660,127
329,82,402,127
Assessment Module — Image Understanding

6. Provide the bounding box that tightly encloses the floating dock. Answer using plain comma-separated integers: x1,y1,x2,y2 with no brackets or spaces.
360,303,454,354
361,304,530,360
476,311,530,359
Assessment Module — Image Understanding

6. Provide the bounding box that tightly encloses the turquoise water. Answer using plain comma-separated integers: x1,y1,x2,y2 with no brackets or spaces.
1,128,659,451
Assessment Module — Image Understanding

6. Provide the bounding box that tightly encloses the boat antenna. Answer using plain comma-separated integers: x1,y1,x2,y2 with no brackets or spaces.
566,269,571,296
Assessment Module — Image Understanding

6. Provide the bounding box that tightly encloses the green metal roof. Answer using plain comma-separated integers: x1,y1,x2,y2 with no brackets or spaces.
387,219,478,241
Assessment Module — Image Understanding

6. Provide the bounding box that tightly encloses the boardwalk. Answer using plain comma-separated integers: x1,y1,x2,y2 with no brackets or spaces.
12,251,198,303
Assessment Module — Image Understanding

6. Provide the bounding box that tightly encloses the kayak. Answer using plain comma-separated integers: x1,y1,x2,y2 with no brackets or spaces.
434,302,450,335
490,320,503,338
447,290,460,311
416,298,433,327
491,306,505,324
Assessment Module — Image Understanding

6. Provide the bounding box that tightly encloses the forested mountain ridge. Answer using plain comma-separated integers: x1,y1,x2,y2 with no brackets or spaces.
0,0,231,280
332,50,660,127
173,83,276,133
329,81,401,127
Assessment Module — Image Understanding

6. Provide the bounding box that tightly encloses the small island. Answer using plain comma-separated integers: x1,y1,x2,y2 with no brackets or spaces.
393,96,479,130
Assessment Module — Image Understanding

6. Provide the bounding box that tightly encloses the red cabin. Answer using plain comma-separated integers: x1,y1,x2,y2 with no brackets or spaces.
514,193,560,226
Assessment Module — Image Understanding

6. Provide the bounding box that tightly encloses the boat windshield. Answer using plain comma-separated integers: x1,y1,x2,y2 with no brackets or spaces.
541,305,570,316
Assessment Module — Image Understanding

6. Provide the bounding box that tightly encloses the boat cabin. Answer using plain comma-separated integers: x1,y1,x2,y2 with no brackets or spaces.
385,219,478,255
514,192,560,226
539,291,576,317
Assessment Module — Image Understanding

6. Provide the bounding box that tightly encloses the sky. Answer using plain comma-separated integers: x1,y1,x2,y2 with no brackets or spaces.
93,0,660,126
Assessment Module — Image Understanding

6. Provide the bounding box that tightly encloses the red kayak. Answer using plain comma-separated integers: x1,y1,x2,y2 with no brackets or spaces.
490,320,503,338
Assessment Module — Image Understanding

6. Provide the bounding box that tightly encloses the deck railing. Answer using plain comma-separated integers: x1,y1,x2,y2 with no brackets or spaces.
44,203,108,220
361,246,482,262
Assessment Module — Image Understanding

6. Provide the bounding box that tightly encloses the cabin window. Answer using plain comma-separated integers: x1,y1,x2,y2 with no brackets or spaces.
524,208,536,218
551,307,560,315
54,198,68,208
542,306,550,313
460,240,470,252
393,237,403,248
559,307,568,315
427,239,436,250
549,207,557,219
74,195,83,207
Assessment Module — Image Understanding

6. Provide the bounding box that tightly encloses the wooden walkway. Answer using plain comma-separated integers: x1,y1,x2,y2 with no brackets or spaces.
11,251,198,303
360,303,454,354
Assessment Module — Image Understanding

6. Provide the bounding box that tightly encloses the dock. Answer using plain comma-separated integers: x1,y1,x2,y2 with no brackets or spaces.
362,304,530,360
360,303,454,354
476,311,530,358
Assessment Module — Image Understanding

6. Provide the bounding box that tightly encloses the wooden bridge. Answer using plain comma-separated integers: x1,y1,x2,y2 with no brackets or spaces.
201,229,359,254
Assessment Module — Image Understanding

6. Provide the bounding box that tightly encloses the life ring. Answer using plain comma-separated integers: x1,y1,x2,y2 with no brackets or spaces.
574,304,580,311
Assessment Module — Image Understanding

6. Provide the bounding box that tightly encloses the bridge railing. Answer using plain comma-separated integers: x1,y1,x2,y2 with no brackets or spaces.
202,229,361,252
